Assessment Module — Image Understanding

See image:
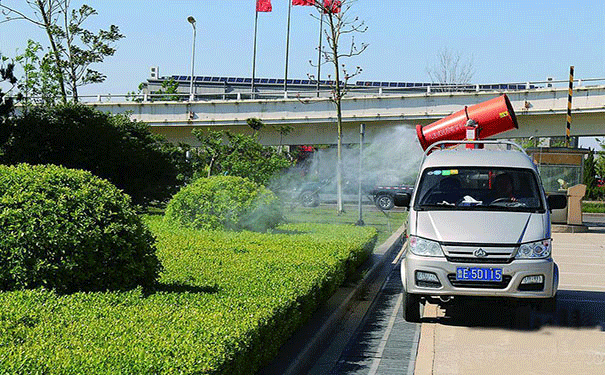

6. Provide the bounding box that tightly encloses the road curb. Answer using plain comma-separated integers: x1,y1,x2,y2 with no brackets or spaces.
414,303,439,375
260,224,407,375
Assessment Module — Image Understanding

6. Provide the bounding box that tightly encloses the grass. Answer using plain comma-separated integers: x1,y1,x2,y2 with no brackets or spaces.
284,205,408,245
582,201,605,213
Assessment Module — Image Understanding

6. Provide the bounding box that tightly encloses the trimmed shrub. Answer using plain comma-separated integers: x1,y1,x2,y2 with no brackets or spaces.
165,175,283,232
0,218,378,375
0,164,161,293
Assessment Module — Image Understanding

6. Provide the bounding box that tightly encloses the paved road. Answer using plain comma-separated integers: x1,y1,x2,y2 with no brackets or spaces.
308,215,605,375
415,221,605,375
327,262,419,375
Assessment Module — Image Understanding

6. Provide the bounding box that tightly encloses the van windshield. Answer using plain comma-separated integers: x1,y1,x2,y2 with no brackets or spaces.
414,167,545,212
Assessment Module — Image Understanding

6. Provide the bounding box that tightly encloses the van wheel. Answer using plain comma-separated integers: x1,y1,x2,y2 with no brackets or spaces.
402,291,421,323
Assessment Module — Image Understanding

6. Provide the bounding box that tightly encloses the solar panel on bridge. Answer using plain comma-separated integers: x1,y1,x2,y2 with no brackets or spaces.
301,80,310,84
211,77,220,82
219,77,227,82
203,77,211,82
195,77,204,81
244,78,252,83
260,78,268,83
178,76,188,81
228,78,236,82
293,79,301,84
268,78,277,84
236,78,244,83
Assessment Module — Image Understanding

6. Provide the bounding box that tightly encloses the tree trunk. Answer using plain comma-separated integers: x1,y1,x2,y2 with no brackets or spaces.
330,15,344,214
37,0,67,103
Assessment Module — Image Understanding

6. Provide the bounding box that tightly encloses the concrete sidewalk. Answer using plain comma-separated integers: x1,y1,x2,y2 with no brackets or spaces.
414,224,605,375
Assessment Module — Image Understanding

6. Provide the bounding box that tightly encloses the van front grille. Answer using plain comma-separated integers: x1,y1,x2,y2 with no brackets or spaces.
445,256,513,264
447,274,512,289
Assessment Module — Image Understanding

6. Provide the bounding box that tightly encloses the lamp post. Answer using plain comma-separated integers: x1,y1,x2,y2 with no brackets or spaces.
187,16,196,101
356,123,366,226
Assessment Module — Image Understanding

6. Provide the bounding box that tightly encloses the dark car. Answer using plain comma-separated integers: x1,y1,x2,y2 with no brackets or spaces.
294,177,413,210
369,184,414,210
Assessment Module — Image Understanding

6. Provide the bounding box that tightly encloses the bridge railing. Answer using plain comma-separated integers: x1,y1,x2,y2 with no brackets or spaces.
13,77,605,104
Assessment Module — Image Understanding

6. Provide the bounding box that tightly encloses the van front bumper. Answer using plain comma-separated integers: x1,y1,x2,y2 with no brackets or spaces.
401,252,558,299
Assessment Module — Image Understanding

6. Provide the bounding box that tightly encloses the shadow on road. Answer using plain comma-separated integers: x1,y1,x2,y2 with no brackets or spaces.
429,290,605,331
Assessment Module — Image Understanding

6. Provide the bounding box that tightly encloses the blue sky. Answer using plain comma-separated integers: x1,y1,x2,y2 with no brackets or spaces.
2,0,604,94
1,0,604,145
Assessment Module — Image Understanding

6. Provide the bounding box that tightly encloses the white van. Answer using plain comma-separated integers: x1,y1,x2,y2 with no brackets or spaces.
401,140,567,322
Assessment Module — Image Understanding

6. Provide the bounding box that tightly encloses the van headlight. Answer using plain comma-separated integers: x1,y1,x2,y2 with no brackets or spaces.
515,239,551,259
409,236,444,257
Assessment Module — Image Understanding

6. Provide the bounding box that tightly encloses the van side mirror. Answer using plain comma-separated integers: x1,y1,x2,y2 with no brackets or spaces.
547,194,567,210
394,193,411,208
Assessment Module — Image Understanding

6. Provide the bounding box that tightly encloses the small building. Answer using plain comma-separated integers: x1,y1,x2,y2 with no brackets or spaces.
526,146,590,224
526,147,589,193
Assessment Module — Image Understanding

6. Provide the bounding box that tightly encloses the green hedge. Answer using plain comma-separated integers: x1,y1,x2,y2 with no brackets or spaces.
582,200,605,213
0,217,377,374
165,175,282,232
0,164,160,293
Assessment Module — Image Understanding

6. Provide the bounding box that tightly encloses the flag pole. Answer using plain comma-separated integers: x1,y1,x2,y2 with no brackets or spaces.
252,9,259,97
284,0,292,93
316,11,323,97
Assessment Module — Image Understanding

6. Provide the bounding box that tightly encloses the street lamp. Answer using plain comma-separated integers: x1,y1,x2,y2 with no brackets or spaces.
356,123,366,226
187,16,196,101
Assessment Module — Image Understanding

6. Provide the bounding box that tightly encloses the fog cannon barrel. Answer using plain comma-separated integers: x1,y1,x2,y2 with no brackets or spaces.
416,94,518,150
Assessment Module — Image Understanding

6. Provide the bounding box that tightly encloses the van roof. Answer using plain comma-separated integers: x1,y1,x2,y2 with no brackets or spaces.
422,148,537,171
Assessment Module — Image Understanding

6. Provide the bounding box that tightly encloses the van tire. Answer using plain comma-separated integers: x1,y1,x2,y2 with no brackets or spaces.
402,291,421,323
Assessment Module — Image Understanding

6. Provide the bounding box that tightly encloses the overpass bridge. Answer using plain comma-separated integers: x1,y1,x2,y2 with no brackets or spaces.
85,79,605,147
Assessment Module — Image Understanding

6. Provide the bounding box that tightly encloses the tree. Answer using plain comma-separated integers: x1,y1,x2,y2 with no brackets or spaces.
597,138,605,180
246,117,265,138
0,103,180,206
584,148,597,196
128,78,181,102
310,0,367,213
273,124,293,153
1,54,21,129
192,129,292,187
427,47,475,90
192,129,226,178
14,39,63,105
0,1,124,103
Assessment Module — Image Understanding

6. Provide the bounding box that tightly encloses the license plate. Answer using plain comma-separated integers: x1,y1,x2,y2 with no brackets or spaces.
456,267,503,282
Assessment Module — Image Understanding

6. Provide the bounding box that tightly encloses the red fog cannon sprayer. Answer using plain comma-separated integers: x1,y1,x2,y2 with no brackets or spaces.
416,94,518,150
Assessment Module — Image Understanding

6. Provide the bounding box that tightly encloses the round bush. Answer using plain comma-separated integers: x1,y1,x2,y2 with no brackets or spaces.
165,175,283,232
0,164,161,293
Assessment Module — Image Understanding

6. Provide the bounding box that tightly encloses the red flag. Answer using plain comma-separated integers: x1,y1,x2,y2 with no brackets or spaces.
293,0,314,5
256,0,272,12
323,0,341,13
